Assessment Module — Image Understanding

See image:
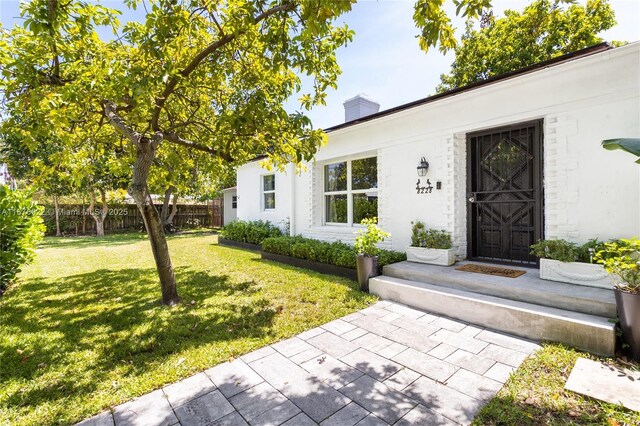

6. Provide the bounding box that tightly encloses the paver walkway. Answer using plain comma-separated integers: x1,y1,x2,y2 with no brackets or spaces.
77,301,539,426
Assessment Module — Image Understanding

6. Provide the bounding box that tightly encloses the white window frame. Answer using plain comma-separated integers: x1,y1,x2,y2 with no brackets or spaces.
231,195,238,209
323,155,378,226
262,174,276,211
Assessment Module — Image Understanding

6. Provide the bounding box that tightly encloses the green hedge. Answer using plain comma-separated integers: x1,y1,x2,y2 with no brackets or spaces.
220,220,283,245
262,235,406,270
0,186,45,294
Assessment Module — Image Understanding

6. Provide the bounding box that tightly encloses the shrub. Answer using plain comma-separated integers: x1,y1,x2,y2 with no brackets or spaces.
531,239,612,263
594,238,640,294
261,235,406,272
0,186,45,294
221,220,283,245
354,217,390,256
410,221,452,249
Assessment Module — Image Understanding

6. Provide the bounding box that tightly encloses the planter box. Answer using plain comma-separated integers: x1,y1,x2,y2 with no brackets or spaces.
218,237,261,251
406,246,456,266
261,251,358,281
539,258,612,288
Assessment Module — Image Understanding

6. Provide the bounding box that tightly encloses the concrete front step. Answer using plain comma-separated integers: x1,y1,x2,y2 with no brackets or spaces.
383,261,616,318
369,275,616,356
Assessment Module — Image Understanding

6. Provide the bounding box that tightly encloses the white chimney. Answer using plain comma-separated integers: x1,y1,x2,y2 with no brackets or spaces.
343,94,380,122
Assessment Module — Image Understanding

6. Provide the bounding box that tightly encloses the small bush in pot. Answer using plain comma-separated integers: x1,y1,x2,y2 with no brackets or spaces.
354,217,390,291
406,221,455,265
594,238,640,361
530,239,612,288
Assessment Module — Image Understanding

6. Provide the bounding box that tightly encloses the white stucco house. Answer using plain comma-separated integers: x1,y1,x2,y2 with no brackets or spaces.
235,42,640,266
232,42,640,356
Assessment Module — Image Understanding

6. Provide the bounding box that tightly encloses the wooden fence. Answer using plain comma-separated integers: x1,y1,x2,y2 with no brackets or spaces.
42,203,213,236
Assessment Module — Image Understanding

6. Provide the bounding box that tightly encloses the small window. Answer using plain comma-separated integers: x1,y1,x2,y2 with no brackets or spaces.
323,156,377,225
232,196,237,209
262,174,276,210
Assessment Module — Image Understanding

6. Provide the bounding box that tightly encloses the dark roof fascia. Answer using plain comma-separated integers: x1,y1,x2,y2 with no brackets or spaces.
324,42,612,133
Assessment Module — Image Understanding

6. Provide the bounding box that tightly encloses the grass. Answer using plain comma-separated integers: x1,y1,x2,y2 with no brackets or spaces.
474,343,640,425
0,232,376,426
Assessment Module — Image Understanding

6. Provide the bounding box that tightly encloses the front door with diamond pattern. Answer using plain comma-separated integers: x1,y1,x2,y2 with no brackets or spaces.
467,120,543,265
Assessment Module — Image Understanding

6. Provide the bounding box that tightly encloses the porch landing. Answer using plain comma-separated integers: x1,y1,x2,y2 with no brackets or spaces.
370,261,616,356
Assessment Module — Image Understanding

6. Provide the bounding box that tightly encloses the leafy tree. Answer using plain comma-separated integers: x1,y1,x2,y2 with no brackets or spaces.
436,0,617,92
0,0,512,305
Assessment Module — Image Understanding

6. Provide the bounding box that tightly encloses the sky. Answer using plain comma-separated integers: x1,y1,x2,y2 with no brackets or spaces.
1,0,639,129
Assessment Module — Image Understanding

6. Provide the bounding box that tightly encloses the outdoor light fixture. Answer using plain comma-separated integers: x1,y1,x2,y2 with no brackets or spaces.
417,157,429,177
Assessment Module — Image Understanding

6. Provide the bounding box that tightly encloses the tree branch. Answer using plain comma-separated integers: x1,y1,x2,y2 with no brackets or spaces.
150,1,296,131
162,131,233,162
103,100,141,144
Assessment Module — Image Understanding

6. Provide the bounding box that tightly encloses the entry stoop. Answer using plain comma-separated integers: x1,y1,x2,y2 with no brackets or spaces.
369,262,617,357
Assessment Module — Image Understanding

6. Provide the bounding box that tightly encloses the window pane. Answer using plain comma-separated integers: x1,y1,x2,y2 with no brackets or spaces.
263,175,275,191
232,196,237,209
324,162,347,192
353,193,378,224
264,193,275,210
325,194,347,223
352,157,377,190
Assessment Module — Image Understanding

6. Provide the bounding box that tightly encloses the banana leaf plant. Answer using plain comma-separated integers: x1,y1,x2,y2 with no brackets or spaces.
602,138,640,163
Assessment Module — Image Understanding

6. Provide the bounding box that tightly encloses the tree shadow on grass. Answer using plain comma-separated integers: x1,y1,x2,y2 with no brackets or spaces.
0,266,276,417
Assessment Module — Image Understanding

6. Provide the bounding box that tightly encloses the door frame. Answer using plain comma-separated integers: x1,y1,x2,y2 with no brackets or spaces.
465,119,544,266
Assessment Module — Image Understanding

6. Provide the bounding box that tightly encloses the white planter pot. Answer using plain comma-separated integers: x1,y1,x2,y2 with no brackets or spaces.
406,246,456,266
539,258,612,288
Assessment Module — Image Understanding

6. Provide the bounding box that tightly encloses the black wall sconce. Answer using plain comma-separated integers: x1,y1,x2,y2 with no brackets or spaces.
417,157,429,177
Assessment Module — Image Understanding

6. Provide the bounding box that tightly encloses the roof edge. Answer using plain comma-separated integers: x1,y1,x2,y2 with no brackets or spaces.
324,42,613,133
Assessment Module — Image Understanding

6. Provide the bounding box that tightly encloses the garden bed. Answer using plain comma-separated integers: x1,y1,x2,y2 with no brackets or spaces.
261,251,358,280
218,237,262,251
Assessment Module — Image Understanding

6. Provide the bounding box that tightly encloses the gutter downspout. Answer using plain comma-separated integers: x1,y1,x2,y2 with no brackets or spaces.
289,162,296,236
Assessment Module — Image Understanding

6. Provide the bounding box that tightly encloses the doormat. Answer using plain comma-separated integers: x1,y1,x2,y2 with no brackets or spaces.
455,263,527,278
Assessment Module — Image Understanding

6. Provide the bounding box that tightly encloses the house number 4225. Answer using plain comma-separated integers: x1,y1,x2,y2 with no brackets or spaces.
416,179,433,194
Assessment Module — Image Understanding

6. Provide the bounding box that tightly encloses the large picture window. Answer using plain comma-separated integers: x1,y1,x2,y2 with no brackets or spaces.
262,174,275,210
324,156,377,225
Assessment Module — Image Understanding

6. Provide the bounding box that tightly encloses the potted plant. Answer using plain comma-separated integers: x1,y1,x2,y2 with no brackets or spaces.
594,238,640,361
354,217,390,291
405,221,455,266
530,239,611,288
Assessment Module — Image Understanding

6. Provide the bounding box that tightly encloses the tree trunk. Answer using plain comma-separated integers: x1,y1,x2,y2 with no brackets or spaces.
53,194,62,237
130,138,180,306
88,188,109,237
160,186,178,232
168,194,178,224
103,101,179,306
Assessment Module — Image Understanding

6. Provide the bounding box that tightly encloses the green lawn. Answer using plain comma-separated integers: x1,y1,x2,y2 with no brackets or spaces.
0,232,376,426
475,344,640,425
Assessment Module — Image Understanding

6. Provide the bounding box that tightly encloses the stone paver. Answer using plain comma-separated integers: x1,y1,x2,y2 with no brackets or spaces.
206,359,264,398
76,301,538,426
163,372,216,408
445,369,503,401
307,331,360,358
300,354,364,389
478,343,528,367
320,402,369,426
174,390,234,426
340,375,416,424
392,348,458,382
395,404,457,426
250,352,350,422
565,357,640,412
445,349,496,376
484,362,515,383
341,348,402,382
321,319,357,335
76,411,114,426
113,389,178,426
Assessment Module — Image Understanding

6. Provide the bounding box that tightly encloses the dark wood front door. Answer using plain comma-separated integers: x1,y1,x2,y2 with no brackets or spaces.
467,120,543,265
